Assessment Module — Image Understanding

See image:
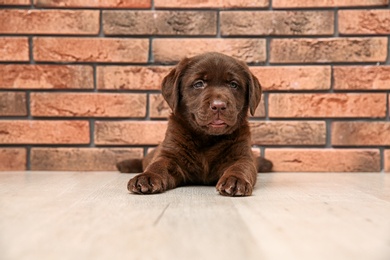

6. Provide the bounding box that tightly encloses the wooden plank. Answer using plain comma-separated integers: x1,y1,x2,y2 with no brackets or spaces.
0,172,389,260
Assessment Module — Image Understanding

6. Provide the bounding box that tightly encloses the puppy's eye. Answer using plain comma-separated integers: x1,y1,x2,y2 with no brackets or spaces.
229,81,239,89
193,80,205,89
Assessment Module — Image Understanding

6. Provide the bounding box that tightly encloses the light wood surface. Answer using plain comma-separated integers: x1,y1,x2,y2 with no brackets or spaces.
1,171,389,260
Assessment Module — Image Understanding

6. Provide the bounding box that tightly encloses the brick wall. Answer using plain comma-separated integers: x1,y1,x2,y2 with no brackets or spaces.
0,0,389,172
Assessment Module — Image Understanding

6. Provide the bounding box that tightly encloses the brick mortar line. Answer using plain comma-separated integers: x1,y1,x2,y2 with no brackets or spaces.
3,62,389,67
265,37,271,65
334,8,339,37
216,10,221,38
1,6,389,11
89,119,95,148
3,117,388,122
380,148,385,172
387,35,390,64
325,120,332,149
26,146,31,170
2,144,389,149
1,62,389,67
97,144,390,149
148,38,154,62
269,0,273,10
3,34,388,38
26,31,33,171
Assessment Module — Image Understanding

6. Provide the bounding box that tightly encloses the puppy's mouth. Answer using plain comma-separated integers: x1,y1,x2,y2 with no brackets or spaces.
208,119,227,128
193,113,237,135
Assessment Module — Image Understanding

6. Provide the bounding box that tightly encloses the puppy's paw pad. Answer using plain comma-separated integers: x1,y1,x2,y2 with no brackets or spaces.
127,173,165,194
216,176,252,197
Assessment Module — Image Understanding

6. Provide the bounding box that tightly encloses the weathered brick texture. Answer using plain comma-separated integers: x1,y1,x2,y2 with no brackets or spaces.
94,121,167,145
0,2,389,172
0,92,27,116
221,11,334,36
0,65,93,89
270,38,388,63
333,66,390,90
0,148,27,171
252,66,331,91
33,38,149,63
339,10,390,35
30,148,143,171
103,11,217,36
154,0,269,8
0,0,30,5
273,0,389,8
0,121,90,144
97,66,171,90
385,150,390,172
250,121,326,146
0,37,29,61
332,122,390,146
30,93,147,118
265,149,381,172
0,10,99,35
153,39,266,63
34,0,151,8
269,94,387,118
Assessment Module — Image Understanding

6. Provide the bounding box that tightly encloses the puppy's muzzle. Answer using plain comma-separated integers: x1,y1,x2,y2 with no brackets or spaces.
210,100,227,113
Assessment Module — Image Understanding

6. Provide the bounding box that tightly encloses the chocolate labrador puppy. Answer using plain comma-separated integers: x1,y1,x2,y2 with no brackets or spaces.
117,52,272,196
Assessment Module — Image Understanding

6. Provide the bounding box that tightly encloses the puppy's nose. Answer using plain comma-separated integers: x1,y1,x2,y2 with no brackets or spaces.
210,100,227,112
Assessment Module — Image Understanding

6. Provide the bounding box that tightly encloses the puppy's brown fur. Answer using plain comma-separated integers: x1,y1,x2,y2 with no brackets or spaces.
117,52,272,196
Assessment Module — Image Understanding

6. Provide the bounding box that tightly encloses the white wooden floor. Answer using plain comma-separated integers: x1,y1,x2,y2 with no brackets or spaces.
0,171,389,260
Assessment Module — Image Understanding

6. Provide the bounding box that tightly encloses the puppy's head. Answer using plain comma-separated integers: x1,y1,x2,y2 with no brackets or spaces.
162,52,261,136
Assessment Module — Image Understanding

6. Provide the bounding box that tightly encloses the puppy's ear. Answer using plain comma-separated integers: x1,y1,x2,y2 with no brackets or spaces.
248,72,262,116
161,58,190,114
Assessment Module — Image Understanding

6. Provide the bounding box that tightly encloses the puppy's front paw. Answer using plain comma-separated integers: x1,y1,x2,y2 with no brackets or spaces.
216,175,253,196
127,172,166,194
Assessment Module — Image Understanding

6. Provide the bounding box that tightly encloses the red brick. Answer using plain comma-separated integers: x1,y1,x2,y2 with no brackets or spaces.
339,10,390,35
154,0,268,8
250,121,326,146
103,11,216,36
0,10,99,35
97,66,171,90
149,94,265,119
34,0,151,8
153,39,266,63
0,37,29,62
270,37,388,63
149,94,171,119
265,149,381,172
0,92,27,116
273,0,388,8
332,122,390,146
0,65,93,90
221,11,334,36
0,0,30,5
94,121,167,145
251,66,331,91
385,150,390,172
31,93,146,118
33,37,149,63
269,93,387,118
0,148,27,171
30,148,143,171
334,66,390,90
0,121,90,144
